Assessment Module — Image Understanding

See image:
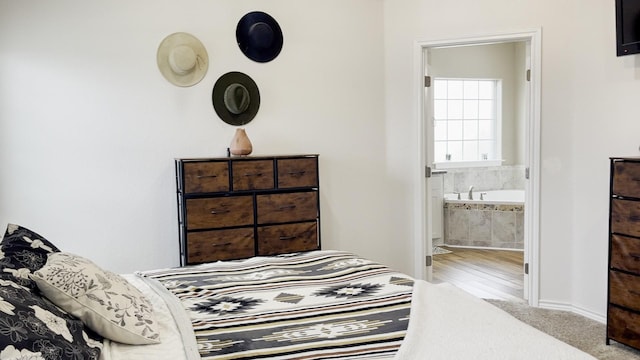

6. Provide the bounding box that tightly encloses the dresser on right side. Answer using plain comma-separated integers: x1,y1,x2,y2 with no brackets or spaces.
607,156,640,350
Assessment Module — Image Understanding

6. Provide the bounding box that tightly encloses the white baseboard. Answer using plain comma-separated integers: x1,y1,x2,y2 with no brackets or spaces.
538,300,606,324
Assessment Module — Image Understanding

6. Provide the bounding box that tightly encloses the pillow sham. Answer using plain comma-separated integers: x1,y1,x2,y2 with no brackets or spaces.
0,278,102,360
0,224,60,290
32,252,160,345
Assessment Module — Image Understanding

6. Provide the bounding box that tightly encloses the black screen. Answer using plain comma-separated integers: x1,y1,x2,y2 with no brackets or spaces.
617,0,640,56
621,0,640,44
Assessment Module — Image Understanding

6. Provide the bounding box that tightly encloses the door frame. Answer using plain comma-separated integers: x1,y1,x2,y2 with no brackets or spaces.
413,29,542,306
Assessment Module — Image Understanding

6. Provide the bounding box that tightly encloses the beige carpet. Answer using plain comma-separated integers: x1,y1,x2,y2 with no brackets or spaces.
486,299,640,359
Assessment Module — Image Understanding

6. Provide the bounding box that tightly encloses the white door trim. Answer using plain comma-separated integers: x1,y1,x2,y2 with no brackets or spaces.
412,29,542,306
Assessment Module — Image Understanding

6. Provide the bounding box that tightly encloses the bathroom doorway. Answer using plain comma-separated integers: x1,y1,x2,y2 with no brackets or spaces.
416,30,541,305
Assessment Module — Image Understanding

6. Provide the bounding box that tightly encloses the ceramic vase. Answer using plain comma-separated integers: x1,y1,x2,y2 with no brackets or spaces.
230,128,253,156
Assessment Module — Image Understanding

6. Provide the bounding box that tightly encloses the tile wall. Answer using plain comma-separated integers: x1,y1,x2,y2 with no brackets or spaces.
443,165,525,194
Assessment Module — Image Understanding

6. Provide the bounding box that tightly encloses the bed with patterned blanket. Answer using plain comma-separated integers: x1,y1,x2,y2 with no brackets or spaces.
137,251,413,359
105,250,595,360
0,224,596,360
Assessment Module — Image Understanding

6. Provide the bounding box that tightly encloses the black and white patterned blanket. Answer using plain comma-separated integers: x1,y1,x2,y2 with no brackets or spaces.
140,250,413,359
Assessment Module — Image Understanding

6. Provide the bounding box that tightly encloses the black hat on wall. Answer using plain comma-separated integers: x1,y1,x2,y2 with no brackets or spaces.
212,72,261,126
236,11,283,63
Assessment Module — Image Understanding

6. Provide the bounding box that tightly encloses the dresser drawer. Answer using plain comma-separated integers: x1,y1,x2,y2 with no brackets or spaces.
257,222,318,256
608,306,640,350
613,161,640,198
611,234,640,274
256,191,318,224
183,161,229,194
277,158,318,188
186,196,253,230
611,199,640,237
186,228,254,263
609,270,640,311
232,160,274,191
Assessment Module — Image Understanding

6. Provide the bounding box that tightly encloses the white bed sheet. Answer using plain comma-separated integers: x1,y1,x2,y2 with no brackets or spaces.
102,272,597,360
395,280,596,359
99,274,199,360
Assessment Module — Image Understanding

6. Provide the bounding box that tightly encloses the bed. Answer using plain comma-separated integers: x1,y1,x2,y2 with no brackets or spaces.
0,224,596,360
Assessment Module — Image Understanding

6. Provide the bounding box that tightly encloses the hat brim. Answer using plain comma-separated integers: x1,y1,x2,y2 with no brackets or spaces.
212,72,261,126
236,11,283,63
157,32,209,87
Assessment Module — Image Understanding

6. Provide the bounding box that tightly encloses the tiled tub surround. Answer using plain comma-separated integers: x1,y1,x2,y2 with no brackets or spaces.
443,196,524,249
442,165,525,194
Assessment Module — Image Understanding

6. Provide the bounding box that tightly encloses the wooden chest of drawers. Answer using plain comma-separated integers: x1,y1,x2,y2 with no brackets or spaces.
175,155,320,265
607,157,640,350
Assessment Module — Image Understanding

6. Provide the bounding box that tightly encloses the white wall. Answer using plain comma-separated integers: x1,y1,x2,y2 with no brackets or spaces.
0,1,411,275
514,42,527,165
385,0,640,318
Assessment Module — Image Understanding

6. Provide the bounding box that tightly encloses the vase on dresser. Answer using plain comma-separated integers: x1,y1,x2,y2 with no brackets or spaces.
230,128,252,156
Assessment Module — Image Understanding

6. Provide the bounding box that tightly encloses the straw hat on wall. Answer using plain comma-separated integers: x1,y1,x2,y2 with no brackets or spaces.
157,32,208,87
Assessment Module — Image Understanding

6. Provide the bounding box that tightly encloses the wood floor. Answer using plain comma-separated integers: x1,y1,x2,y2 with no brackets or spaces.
431,246,525,302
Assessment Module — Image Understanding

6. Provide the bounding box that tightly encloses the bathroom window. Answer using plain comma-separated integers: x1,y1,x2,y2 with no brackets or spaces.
432,78,502,168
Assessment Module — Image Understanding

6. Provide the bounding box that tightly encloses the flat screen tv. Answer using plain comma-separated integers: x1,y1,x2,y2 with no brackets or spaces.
617,0,640,56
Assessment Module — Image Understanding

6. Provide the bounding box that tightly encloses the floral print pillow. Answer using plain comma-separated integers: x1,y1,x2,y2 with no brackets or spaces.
0,224,60,290
32,252,160,345
0,278,102,360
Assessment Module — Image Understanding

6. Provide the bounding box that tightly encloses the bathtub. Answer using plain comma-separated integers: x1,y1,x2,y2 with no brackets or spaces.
442,189,525,249
444,189,524,205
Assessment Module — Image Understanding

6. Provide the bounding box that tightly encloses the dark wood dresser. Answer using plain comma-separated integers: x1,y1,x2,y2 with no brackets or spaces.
607,157,640,350
175,155,320,265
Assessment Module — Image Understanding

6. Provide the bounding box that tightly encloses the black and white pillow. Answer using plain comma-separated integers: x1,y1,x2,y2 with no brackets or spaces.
0,224,60,290
32,252,160,345
0,272,103,359
0,224,104,359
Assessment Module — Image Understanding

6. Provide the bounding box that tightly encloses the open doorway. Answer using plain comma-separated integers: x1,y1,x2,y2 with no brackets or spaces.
415,30,541,306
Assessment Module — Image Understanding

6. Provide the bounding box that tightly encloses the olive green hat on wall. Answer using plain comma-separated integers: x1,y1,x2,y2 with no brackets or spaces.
212,71,260,126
